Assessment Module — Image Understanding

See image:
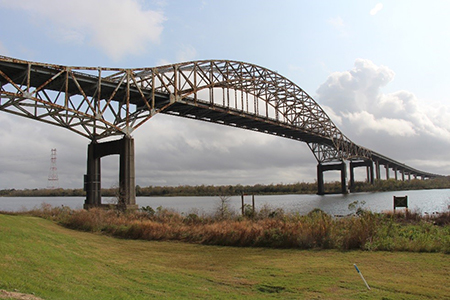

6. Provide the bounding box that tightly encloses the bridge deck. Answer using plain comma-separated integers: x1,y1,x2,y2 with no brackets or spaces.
0,57,441,179
0,58,334,146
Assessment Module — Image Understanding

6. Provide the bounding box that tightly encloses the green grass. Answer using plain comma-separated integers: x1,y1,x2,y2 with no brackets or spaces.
1,214,449,299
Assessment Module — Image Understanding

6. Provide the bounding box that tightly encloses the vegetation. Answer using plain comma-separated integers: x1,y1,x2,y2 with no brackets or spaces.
1,213,449,299
15,201,450,253
0,188,84,197
351,176,450,192
2,176,450,197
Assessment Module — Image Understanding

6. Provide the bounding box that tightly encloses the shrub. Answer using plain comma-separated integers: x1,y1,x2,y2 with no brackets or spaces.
302,209,334,249
338,211,379,250
214,195,235,220
431,211,450,226
140,206,155,217
17,203,450,253
256,203,285,220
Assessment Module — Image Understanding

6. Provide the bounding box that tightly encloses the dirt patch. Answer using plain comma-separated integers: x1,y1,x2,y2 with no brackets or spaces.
0,290,44,300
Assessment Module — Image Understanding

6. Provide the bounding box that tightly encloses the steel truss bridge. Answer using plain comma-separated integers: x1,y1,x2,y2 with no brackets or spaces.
0,56,441,208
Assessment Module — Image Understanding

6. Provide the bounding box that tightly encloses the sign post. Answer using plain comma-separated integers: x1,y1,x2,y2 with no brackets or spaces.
393,196,408,213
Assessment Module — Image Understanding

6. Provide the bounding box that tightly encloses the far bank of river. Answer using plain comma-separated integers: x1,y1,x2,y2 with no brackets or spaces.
1,189,449,216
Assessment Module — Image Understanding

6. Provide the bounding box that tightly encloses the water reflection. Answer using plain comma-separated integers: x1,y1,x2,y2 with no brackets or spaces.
1,189,449,216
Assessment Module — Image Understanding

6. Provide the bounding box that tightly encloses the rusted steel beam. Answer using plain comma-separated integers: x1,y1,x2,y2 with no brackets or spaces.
0,56,443,178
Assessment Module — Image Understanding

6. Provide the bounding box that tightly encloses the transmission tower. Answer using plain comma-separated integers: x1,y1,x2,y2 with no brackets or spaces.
47,148,59,189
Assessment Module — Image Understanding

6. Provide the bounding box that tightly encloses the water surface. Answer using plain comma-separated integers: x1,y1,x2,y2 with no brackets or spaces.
1,189,449,216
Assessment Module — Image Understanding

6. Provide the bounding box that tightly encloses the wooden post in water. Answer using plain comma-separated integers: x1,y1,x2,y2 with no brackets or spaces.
252,194,255,215
241,194,256,216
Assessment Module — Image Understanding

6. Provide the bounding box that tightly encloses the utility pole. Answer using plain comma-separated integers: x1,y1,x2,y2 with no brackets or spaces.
47,148,59,189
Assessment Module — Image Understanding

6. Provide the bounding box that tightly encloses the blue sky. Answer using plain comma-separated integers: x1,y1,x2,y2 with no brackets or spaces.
1,0,450,189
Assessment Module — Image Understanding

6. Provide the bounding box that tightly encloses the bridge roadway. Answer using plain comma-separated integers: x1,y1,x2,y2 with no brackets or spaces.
0,56,441,206
0,57,336,146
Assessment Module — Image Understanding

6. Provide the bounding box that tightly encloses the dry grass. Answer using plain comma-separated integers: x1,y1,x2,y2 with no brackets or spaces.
17,203,450,253
2,213,449,299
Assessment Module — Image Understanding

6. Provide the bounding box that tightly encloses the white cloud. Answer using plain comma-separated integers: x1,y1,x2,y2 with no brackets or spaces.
317,59,395,112
343,111,416,137
0,109,316,189
199,0,208,10
0,40,8,55
328,16,349,37
370,3,383,16
328,16,344,28
132,114,315,187
153,0,168,8
176,44,197,62
0,0,165,61
288,64,304,73
315,58,450,172
0,114,86,189
321,105,343,126
156,44,197,66
156,58,172,66
54,28,85,45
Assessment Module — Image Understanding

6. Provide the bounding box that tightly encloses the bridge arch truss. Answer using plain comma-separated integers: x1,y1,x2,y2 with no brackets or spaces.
0,56,441,204
0,57,371,162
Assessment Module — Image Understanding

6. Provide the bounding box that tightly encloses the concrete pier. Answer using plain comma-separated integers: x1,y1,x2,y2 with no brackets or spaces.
84,136,137,210
317,161,347,195
349,160,374,192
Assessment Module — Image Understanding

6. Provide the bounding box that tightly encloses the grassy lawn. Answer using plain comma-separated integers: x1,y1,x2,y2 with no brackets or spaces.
0,214,449,299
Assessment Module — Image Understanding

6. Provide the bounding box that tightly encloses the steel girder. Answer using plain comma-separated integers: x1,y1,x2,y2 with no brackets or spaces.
136,60,369,161
0,55,442,183
0,56,369,162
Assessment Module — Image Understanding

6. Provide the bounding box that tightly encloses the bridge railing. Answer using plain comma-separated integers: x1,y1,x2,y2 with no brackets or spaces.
1,57,360,160
1,56,441,180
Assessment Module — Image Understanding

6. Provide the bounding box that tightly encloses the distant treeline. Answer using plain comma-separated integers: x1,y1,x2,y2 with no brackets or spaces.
351,176,450,192
1,177,450,197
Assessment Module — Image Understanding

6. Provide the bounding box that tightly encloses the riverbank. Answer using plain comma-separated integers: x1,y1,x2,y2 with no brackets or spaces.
2,188,450,216
2,176,450,197
1,214,449,299
18,202,450,253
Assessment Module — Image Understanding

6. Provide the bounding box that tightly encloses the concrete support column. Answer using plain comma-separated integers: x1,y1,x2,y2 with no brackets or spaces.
119,136,136,208
401,170,405,181
84,141,101,207
394,167,398,180
317,163,325,196
84,136,137,210
385,164,390,180
317,161,347,195
375,161,380,180
340,162,347,195
366,166,370,183
369,161,374,184
349,160,373,192
349,162,355,192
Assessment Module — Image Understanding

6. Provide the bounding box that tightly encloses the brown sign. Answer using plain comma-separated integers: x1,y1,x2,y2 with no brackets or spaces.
393,196,408,212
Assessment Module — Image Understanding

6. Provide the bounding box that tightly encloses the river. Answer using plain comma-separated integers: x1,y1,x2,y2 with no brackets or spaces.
1,189,449,216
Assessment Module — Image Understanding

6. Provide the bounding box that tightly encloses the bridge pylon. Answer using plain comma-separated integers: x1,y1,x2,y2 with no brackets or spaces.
0,56,442,205
84,136,137,210
349,160,374,192
317,161,348,195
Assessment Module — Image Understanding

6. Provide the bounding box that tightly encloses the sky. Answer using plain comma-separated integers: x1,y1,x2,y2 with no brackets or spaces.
1,0,450,189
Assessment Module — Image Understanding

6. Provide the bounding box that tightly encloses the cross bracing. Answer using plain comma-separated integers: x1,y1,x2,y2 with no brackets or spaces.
0,56,440,179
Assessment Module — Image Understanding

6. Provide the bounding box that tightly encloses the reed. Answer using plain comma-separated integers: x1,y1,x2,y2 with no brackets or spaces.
17,203,450,253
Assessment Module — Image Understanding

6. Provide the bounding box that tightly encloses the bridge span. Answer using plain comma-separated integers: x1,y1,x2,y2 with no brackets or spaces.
0,56,441,208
